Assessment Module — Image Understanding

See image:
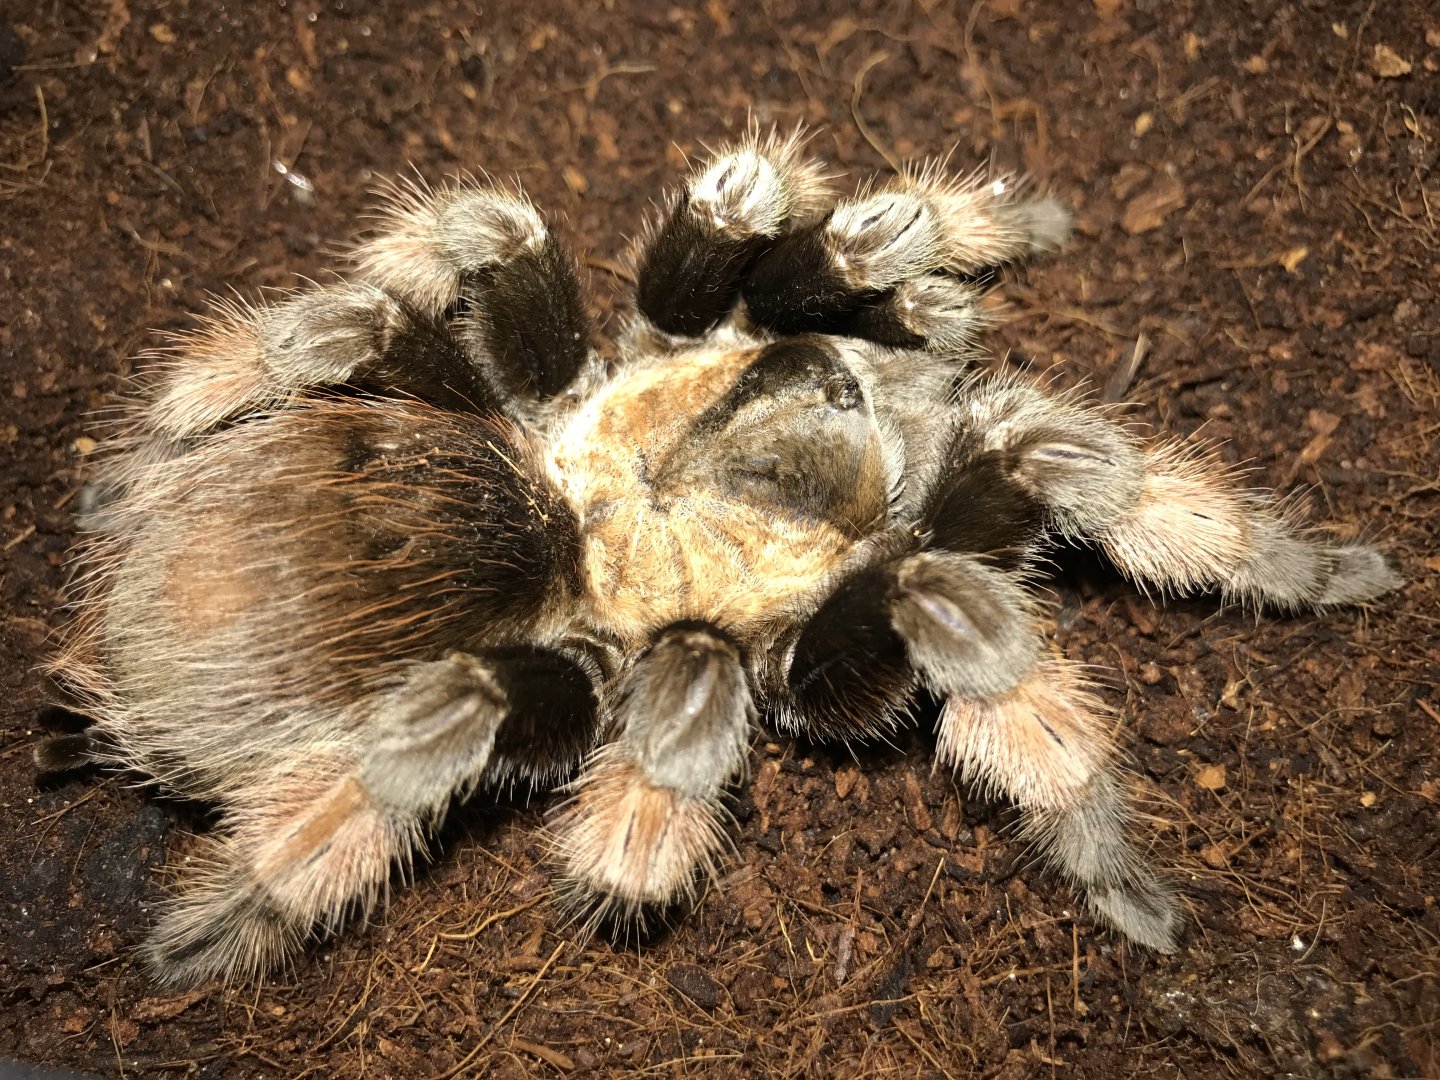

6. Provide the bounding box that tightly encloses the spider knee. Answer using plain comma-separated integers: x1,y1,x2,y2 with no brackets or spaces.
889,551,1040,701
687,131,831,239
815,171,1072,293
355,180,548,312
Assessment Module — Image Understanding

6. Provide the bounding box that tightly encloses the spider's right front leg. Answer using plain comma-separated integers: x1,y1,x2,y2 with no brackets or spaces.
740,166,1072,353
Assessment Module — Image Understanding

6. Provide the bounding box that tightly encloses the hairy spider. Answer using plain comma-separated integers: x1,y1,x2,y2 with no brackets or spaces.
42,131,1399,987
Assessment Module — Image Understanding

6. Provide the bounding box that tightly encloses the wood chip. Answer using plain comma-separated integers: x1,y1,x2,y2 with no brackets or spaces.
903,771,933,833
1299,409,1341,466
1371,44,1412,78
1121,174,1186,234
562,166,588,195
511,1038,575,1071
1279,246,1309,272
834,763,859,800
1194,763,1227,791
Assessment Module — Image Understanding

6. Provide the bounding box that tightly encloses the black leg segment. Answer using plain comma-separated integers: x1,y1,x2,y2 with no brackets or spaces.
454,230,593,403
636,202,768,337
778,562,914,743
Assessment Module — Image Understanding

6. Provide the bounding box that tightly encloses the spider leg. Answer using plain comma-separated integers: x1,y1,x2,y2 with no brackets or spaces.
775,549,1178,949
632,130,832,339
936,659,1179,951
135,285,498,444
550,622,754,928
354,177,594,406
145,647,600,986
741,166,1070,350
951,375,1402,609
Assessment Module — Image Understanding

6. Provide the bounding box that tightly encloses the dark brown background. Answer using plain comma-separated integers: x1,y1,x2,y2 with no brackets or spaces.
1,1,1436,1077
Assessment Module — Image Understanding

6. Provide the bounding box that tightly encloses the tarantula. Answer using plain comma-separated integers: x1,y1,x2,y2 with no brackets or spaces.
43,132,1399,988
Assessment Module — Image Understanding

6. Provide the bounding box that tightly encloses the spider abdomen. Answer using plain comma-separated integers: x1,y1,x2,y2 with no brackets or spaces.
71,400,578,801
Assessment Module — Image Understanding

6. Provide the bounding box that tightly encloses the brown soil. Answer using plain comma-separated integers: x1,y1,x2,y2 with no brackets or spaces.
2,1,1437,1077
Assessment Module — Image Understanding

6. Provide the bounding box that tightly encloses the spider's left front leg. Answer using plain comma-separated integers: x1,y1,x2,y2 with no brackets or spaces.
549,622,754,928
355,177,596,409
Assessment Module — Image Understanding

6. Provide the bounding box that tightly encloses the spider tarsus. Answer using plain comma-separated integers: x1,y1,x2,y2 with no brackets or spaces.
143,867,303,989
1317,545,1403,605
1026,770,1182,954
1087,878,1182,954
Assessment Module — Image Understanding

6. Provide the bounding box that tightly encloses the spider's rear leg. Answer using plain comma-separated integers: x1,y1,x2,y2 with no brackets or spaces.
776,549,1179,950
138,285,496,444
354,179,594,407
550,622,754,929
956,376,1403,609
741,169,1070,350
146,647,600,987
632,130,832,339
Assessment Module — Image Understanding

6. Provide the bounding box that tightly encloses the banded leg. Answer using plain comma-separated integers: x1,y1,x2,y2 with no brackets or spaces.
355,177,594,405
742,167,1071,349
936,660,1178,950
551,623,754,928
138,285,496,443
146,648,599,986
778,549,1179,949
952,375,1402,609
632,129,832,339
